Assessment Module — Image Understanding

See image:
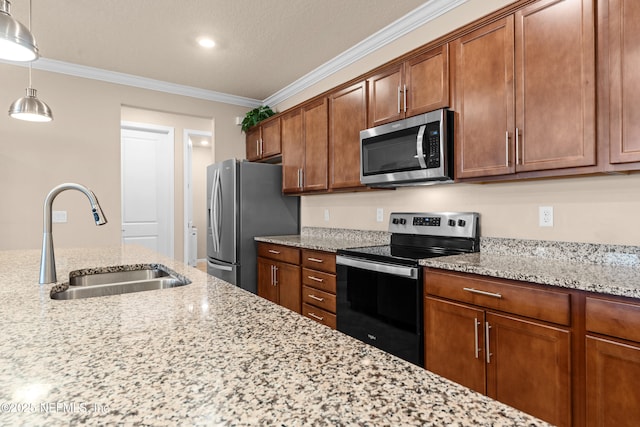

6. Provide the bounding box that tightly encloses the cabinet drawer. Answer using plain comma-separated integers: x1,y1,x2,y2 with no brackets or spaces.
301,249,336,273
302,268,336,293
302,285,336,313
586,297,640,343
425,269,571,326
302,303,337,329
257,243,300,264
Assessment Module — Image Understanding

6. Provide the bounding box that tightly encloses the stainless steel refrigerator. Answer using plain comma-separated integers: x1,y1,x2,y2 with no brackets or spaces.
206,159,299,294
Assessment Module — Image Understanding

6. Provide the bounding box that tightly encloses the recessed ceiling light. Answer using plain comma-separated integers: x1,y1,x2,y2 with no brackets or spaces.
200,139,210,146
197,37,215,48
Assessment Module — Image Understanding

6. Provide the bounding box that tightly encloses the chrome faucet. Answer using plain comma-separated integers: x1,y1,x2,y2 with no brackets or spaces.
39,183,107,284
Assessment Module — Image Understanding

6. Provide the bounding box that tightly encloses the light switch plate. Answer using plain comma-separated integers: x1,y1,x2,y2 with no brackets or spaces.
376,208,384,222
52,210,67,223
324,208,330,222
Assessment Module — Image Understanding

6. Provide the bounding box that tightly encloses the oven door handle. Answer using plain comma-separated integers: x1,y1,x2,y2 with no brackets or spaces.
336,255,418,279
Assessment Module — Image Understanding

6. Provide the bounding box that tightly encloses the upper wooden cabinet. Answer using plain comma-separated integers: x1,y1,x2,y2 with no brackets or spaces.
452,17,516,178
454,0,596,179
245,116,281,162
281,98,328,193
367,44,449,128
328,81,367,190
608,0,640,164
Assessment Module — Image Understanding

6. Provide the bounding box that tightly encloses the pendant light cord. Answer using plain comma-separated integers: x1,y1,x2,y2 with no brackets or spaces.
27,0,32,88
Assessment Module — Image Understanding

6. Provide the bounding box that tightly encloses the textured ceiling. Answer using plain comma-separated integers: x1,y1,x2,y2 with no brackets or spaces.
10,0,429,101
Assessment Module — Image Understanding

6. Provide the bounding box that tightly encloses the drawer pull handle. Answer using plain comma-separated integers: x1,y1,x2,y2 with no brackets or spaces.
463,287,502,299
308,312,324,321
308,275,324,283
308,294,324,302
268,249,281,254
307,257,324,263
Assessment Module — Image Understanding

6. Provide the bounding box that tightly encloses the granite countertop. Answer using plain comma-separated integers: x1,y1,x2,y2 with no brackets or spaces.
255,227,390,253
421,238,640,300
0,245,547,426
259,229,640,300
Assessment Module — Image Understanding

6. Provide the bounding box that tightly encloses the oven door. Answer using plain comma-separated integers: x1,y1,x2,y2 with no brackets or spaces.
336,255,423,366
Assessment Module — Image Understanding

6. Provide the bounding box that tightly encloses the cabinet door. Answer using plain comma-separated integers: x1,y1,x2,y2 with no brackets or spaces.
302,98,328,192
261,117,281,158
609,0,640,163
586,336,640,427
257,257,278,304
281,109,304,193
405,44,450,117
514,0,595,172
276,261,301,313
329,82,367,189
424,297,486,394
245,126,261,161
453,16,515,179
486,312,571,427
367,64,404,127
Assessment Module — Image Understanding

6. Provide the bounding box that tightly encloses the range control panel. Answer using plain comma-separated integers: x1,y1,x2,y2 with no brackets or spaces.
389,212,479,238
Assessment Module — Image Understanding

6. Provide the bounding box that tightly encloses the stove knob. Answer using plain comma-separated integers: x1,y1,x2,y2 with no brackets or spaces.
399,218,406,225
448,219,456,227
457,219,466,227
392,218,399,224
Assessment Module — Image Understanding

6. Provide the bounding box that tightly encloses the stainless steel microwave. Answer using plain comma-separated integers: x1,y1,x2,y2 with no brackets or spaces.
359,108,453,187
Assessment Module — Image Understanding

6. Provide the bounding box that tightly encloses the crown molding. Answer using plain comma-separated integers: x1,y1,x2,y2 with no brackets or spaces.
263,0,468,107
0,0,466,110
9,58,263,108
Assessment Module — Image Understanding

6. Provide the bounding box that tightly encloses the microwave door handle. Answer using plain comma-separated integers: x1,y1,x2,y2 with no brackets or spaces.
416,124,427,169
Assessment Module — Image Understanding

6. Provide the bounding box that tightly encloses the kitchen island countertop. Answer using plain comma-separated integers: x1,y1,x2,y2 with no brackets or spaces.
0,245,547,426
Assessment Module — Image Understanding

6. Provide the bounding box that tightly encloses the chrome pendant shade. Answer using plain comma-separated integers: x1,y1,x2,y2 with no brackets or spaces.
9,86,52,122
6,0,52,122
0,0,39,62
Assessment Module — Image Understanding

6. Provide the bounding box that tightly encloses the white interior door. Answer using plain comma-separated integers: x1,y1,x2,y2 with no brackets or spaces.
121,123,174,258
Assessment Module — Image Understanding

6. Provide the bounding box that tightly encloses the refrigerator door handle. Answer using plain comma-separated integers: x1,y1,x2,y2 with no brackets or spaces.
209,169,219,252
214,169,223,252
207,260,233,271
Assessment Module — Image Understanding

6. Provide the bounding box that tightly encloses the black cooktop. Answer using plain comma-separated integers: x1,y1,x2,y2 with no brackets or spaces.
337,244,465,267
337,233,479,266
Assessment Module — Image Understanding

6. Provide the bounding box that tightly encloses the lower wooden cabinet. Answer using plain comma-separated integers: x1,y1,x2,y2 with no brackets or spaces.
301,249,337,329
585,336,640,427
425,270,572,427
585,296,640,427
257,243,301,313
256,244,336,323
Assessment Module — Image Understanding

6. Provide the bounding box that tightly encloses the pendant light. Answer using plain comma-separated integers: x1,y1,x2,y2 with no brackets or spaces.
0,0,39,62
8,0,52,122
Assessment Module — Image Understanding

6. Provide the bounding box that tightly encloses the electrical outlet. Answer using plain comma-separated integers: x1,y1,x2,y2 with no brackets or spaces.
539,206,553,227
324,208,330,222
376,208,384,222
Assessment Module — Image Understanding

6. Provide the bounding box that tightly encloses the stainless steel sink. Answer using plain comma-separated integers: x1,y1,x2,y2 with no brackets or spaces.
50,265,191,300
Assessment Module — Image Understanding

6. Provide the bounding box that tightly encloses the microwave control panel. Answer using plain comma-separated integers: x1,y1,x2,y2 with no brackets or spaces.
426,122,440,168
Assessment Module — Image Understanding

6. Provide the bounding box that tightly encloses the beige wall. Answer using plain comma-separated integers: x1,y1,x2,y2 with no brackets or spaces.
275,0,640,245
0,64,248,255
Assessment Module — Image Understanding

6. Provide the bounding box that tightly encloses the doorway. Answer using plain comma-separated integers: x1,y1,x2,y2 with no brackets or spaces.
121,122,175,258
184,129,213,267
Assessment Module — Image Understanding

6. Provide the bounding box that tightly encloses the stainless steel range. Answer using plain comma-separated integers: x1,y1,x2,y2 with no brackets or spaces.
336,212,480,365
